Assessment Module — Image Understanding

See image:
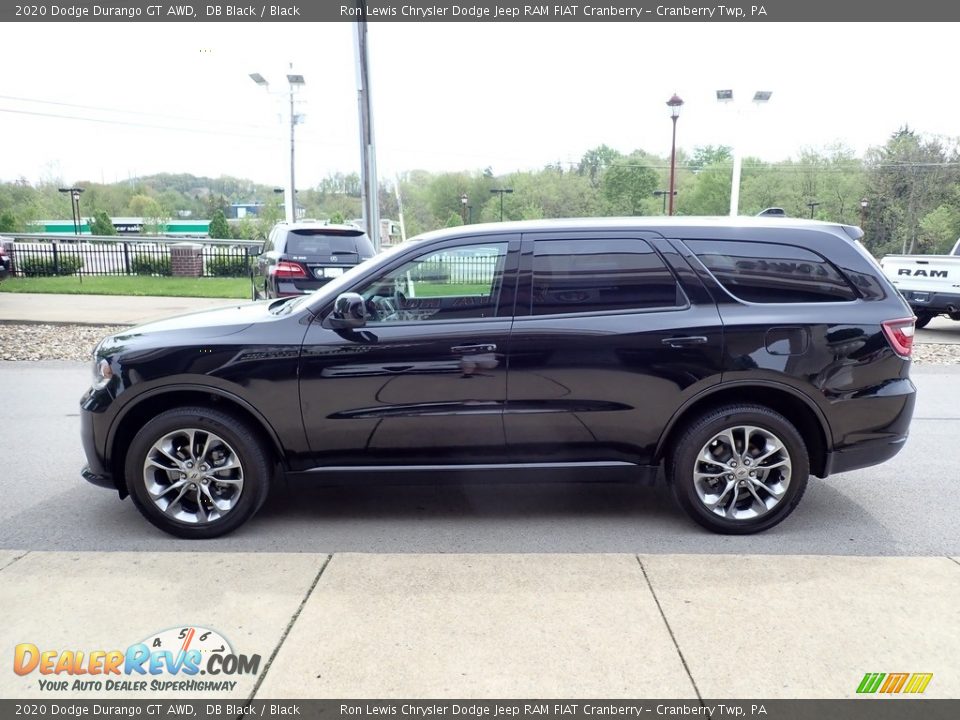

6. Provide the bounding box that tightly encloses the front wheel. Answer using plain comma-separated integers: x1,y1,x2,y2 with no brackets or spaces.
668,404,809,534
125,407,271,538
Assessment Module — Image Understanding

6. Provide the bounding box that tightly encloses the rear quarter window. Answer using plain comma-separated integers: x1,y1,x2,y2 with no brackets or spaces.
687,239,858,303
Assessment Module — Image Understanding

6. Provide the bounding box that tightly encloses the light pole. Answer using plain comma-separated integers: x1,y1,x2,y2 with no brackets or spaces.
807,201,820,219
250,69,305,223
666,94,683,215
460,193,468,224
58,187,84,235
717,89,772,216
490,188,513,222
860,198,869,228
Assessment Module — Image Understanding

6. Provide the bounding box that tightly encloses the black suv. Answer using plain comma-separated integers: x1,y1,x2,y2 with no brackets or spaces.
251,222,375,299
81,218,917,538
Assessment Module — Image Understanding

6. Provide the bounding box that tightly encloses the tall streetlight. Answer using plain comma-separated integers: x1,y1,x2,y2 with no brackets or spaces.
860,198,869,228
490,188,513,222
250,69,305,223
460,193,468,224
58,187,84,235
806,200,821,219
717,89,772,216
666,94,683,215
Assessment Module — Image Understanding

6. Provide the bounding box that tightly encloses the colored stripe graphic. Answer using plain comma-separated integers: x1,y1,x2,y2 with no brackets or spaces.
903,673,934,694
880,673,910,693
857,673,885,694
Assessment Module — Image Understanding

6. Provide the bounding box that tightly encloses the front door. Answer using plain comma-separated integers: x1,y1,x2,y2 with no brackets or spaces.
298,236,519,467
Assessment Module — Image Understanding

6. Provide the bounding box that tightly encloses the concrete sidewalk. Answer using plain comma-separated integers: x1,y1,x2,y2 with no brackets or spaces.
0,292,241,326
2,551,957,700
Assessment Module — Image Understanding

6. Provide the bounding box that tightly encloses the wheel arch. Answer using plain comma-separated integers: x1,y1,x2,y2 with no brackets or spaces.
656,382,832,478
106,385,288,497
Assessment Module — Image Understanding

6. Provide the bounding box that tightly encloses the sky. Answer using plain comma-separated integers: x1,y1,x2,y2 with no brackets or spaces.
0,21,955,189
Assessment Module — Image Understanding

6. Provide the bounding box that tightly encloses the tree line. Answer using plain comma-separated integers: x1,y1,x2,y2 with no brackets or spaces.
1,126,958,257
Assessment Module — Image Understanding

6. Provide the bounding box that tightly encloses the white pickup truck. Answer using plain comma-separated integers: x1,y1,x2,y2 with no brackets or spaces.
881,238,960,327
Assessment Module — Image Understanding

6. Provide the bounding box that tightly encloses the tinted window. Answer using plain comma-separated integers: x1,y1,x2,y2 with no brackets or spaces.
285,229,366,257
530,239,682,315
356,243,508,323
688,240,857,303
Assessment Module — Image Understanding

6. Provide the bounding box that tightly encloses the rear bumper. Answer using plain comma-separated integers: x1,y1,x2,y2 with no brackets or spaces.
823,378,916,475
899,288,960,314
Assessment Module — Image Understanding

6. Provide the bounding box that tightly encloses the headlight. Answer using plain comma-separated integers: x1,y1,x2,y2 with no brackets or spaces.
92,357,114,389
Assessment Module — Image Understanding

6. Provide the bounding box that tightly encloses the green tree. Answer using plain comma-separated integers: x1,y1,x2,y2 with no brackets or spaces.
208,209,230,239
89,209,117,235
0,210,23,233
601,154,659,215
329,211,346,224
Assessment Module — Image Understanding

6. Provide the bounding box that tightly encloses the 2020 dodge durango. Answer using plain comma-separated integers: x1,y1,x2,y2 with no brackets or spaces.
80,217,917,538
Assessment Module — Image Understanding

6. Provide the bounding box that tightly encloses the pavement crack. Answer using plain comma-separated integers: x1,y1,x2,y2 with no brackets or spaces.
948,556,960,569
636,555,704,704
0,551,30,573
244,553,332,707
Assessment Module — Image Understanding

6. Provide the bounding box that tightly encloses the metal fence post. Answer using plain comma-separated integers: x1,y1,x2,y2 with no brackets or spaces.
123,242,131,275
52,241,60,276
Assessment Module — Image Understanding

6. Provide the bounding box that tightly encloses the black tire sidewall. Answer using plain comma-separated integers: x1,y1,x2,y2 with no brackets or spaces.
670,405,809,535
125,407,270,539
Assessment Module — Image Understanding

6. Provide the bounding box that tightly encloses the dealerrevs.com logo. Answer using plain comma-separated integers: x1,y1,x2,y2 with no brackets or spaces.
857,672,934,695
13,626,261,693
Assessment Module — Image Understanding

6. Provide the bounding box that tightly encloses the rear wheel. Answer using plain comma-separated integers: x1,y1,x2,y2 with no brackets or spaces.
914,313,935,329
125,407,271,539
668,404,809,534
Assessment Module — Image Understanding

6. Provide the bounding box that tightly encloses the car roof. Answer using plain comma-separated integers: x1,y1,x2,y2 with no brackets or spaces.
410,216,863,244
278,222,366,234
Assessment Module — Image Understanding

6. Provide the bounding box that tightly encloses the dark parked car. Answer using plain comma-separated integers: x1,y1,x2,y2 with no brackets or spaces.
81,217,917,538
0,239,11,281
250,222,375,300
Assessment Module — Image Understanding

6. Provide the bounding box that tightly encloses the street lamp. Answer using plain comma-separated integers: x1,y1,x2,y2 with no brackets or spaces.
717,89,773,216
666,94,683,215
250,68,305,223
653,190,676,215
806,201,821,219
460,193,468,224
860,198,869,228
58,187,84,235
490,188,513,222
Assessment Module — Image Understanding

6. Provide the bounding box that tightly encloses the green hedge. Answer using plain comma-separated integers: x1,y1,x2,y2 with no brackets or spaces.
19,255,84,276
131,254,172,276
207,251,250,277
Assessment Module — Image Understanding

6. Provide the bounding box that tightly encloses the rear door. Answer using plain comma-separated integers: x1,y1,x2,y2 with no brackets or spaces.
504,232,723,465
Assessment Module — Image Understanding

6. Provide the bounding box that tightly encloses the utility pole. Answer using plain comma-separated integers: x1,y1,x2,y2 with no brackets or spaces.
354,3,380,250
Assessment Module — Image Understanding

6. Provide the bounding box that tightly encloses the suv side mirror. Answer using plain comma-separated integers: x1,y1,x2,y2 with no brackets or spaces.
329,292,367,329
248,243,264,257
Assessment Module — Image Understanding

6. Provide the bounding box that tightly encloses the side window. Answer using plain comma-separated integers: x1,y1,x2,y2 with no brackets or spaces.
687,240,857,303
355,242,508,323
530,238,683,315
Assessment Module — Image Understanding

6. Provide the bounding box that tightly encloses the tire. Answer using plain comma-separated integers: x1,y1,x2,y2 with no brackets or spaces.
914,313,934,329
125,406,271,539
668,404,809,534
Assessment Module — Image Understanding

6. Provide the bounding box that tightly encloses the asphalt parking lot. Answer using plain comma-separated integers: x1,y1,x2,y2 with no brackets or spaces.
1,361,957,556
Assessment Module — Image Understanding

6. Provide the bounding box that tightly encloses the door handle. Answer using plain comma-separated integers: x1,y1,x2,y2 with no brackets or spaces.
451,344,497,354
662,336,708,348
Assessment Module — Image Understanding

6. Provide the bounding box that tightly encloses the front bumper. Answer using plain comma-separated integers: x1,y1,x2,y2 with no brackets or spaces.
81,465,114,489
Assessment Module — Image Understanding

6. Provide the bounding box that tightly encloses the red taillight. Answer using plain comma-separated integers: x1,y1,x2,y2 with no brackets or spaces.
881,317,916,358
272,261,307,279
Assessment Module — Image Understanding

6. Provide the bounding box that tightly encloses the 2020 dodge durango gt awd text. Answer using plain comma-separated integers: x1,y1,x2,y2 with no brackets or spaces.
80,217,917,538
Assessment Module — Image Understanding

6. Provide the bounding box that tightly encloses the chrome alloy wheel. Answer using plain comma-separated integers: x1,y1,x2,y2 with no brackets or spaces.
142,428,244,524
692,425,792,521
